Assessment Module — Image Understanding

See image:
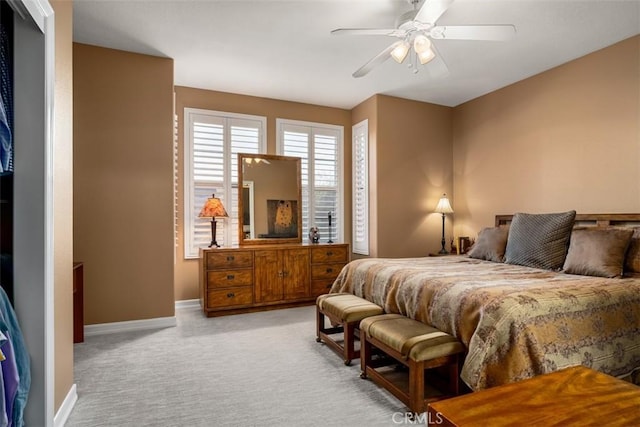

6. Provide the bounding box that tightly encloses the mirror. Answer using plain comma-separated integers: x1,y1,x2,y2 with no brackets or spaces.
238,153,302,245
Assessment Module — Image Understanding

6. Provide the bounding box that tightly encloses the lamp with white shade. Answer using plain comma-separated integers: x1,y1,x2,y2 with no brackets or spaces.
434,193,453,254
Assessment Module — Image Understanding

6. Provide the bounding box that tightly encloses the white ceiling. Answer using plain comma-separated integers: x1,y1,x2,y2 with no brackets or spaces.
73,0,640,109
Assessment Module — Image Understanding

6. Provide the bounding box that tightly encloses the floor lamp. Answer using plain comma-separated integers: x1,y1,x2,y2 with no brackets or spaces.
198,194,228,248
435,194,453,254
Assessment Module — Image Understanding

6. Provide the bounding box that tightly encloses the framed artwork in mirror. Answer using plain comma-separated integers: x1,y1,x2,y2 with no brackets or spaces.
264,200,298,238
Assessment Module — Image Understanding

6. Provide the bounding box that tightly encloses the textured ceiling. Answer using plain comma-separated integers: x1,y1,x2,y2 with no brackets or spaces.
73,0,640,109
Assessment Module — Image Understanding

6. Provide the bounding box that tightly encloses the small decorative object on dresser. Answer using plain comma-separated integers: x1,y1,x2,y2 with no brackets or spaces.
308,227,320,243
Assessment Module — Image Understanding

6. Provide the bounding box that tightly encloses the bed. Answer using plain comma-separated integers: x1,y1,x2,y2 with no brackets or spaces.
330,213,640,391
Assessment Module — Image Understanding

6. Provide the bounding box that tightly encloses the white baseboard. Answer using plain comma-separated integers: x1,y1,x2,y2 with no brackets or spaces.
84,316,177,337
81,300,198,338
175,299,199,310
54,383,77,427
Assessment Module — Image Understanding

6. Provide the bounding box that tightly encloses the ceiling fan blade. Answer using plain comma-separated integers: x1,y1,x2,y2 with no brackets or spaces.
331,28,403,37
430,25,516,41
415,0,454,24
352,41,402,78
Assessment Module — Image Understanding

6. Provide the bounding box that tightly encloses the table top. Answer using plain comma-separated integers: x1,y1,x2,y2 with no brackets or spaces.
428,366,640,426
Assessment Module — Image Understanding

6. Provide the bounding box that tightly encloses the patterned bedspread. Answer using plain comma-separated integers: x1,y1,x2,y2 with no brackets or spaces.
330,256,640,390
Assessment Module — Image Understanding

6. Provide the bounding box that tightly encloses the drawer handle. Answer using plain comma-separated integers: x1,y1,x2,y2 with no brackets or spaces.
326,251,333,256
226,292,235,298
326,268,333,273
227,274,235,280
226,256,235,262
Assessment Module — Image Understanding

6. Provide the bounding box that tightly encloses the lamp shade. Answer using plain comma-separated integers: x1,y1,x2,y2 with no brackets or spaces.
413,34,432,54
417,47,435,65
391,40,410,64
435,194,453,214
198,194,228,218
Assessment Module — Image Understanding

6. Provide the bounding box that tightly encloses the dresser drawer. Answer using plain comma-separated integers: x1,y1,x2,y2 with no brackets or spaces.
207,287,253,308
311,280,334,297
206,251,253,269
311,263,344,281
207,269,253,289
311,246,348,264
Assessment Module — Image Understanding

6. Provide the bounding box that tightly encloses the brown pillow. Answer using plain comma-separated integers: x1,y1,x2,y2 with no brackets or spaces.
468,226,509,263
624,228,640,273
504,211,576,270
563,228,634,278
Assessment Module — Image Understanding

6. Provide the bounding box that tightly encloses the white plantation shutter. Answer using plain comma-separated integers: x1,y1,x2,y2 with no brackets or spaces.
184,109,265,258
352,120,369,255
277,119,343,243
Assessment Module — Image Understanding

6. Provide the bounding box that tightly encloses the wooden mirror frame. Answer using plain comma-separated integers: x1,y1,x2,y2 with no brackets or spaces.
238,153,302,245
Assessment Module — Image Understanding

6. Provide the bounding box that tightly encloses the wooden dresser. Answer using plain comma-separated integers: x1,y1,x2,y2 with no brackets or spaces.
199,243,349,317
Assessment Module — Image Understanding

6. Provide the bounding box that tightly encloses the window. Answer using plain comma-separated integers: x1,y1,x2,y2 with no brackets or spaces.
276,119,343,243
352,120,369,255
184,108,265,258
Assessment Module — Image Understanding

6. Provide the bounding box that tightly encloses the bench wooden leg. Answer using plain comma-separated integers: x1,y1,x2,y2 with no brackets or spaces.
409,359,426,414
316,305,324,343
344,321,357,365
449,356,459,396
360,332,371,379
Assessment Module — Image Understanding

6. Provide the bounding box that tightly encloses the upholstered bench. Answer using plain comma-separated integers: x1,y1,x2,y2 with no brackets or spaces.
316,293,384,365
359,313,465,414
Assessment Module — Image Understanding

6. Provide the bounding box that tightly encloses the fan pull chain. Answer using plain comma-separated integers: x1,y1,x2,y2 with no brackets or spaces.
410,50,419,74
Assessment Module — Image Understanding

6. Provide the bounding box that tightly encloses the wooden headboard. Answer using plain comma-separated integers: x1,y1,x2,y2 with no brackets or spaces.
495,213,640,228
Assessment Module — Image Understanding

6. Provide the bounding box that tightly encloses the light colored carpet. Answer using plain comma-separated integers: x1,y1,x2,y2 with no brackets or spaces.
66,305,408,427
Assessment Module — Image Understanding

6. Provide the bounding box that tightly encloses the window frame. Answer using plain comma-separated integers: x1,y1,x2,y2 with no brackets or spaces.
183,107,266,259
275,118,345,243
352,119,369,255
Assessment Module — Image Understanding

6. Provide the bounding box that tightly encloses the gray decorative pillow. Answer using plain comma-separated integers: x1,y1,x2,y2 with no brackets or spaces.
563,228,633,278
504,211,576,270
468,226,509,262
624,228,640,274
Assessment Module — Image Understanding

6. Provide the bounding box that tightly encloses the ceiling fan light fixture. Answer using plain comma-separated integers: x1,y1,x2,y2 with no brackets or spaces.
413,33,432,54
390,40,410,63
417,47,436,65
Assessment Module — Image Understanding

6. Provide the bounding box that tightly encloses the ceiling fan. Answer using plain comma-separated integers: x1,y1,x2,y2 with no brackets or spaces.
332,0,516,78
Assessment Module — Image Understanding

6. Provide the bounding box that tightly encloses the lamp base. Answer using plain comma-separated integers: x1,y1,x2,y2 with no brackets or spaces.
439,213,448,255
209,218,220,249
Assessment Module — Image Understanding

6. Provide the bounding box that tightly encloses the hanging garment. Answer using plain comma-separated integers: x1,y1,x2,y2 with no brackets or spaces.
0,98,10,174
0,331,7,427
0,288,29,427
0,327,16,426
0,13,12,175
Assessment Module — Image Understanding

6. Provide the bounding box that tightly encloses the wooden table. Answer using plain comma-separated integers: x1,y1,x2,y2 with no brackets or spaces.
427,366,640,426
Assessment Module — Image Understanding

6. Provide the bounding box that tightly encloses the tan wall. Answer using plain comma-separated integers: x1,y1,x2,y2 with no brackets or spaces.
452,35,640,240
174,87,352,301
51,0,74,412
352,95,454,258
73,44,175,324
